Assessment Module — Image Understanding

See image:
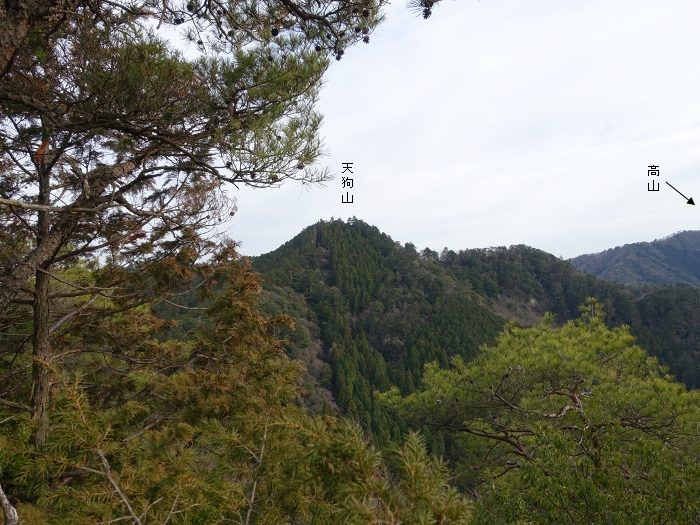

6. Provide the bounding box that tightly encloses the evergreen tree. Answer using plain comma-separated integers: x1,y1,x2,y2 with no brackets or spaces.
0,247,470,523
0,0,397,451
381,299,700,524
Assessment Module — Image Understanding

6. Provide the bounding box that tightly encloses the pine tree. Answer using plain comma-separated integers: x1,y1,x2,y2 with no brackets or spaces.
381,299,700,523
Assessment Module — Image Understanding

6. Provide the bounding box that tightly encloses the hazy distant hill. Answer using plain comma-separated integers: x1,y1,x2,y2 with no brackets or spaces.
570,230,700,286
250,220,700,438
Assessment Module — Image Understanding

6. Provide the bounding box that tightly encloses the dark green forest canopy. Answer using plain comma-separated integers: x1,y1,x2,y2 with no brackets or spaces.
253,219,506,441
441,242,700,388
380,305,700,524
252,218,700,422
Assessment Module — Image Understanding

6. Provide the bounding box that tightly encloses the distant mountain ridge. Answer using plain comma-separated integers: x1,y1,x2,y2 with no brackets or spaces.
570,230,700,286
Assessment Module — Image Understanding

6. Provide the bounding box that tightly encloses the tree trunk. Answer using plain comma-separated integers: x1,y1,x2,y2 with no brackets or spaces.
29,168,51,448
0,12,30,78
0,161,135,315
0,0,65,79
30,265,51,448
0,482,20,525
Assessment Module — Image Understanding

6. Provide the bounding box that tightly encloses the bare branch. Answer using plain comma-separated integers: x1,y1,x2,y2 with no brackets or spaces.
159,298,210,311
0,397,30,412
50,294,100,334
245,419,269,525
95,449,143,525
0,481,20,525
0,196,100,213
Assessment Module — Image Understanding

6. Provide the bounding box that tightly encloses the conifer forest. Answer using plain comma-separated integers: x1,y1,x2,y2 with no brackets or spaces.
0,0,698,523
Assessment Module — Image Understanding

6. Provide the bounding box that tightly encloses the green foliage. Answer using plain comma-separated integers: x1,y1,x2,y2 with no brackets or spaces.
254,219,504,441
442,243,700,387
634,285,700,388
252,218,700,457
0,253,469,523
381,300,700,524
443,244,638,324
5,214,700,524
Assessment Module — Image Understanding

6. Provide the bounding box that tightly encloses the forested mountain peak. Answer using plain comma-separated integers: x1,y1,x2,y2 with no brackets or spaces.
255,218,399,275
253,218,505,439
570,229,700,286
253,219,700,398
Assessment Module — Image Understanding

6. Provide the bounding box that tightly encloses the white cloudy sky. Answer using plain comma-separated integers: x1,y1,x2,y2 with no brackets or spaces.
224,0,700,258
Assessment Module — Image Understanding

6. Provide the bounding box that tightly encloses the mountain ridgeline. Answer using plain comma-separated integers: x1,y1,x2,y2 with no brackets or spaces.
253,219,505,442
253,219,700,437
570,230,700,286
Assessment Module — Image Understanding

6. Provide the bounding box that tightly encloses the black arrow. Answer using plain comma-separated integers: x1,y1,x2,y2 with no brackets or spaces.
665,181,695,205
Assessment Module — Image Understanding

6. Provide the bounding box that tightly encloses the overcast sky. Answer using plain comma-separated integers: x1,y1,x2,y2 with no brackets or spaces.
223,0,700,258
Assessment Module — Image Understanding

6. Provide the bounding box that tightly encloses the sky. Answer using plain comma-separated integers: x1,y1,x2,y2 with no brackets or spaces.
222,0,700,258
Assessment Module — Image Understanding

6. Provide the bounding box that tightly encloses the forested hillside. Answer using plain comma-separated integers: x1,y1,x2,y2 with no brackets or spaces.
254,218,505,442
381,304,700,524
443,243,700,388
4,238,697,522
570,230,700,286
253,219,700,421
251,221,700,522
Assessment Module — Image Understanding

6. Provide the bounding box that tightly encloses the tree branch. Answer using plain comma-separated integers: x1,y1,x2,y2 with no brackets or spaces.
0,161,136,315
0,481,20,525
244,419,269,525
50,294,100,334
0,196,101,213
95,449,142,525
0,397,30,412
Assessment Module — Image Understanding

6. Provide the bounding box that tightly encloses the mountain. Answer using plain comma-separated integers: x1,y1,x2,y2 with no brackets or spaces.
253,218,505,442
570,230,700,286
444,242,700,388
252,219,700,439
